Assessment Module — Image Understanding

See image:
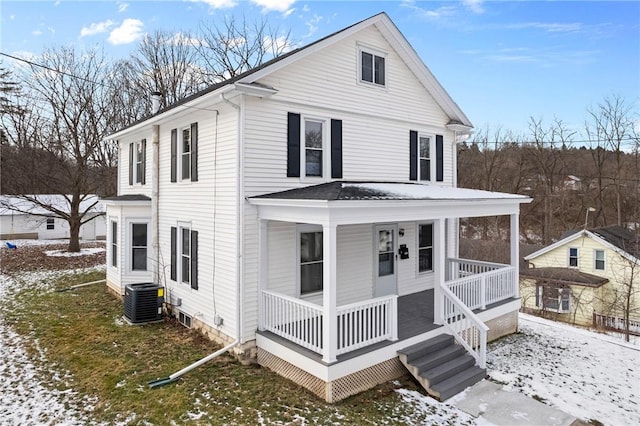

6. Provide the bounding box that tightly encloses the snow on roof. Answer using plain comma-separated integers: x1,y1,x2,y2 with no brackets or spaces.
345,183,528,201
0,195,105,216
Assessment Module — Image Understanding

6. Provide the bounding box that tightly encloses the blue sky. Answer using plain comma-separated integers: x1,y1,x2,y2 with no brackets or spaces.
1,0,638,136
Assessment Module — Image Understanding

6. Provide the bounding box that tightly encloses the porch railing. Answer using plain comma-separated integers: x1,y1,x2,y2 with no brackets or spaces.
448,258,509,280
441,284,488,368
262,290,324,354
446,259,517,310
261,291,398,357
336,295,398,355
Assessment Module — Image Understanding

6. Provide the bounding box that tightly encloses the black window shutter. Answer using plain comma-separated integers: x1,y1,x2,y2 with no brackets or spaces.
436,134,444,182
409,130,418,181
128,143,134,185
190,230,198,290
170,129,177,182
331,119,343,178
287,112,301,177
170,227,177,281
141,139,146,185
190,122,198,182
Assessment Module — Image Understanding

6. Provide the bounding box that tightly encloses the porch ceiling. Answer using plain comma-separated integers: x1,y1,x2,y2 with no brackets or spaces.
249,181,531,225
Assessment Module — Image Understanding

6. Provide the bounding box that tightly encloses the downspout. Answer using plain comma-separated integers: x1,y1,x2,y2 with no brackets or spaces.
148,91,243,389
152,124,160,285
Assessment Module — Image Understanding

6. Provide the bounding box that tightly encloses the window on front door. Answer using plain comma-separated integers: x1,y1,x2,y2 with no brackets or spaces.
378,229,395,277
131,223,148,271
418,223,433,273
300,228,323,295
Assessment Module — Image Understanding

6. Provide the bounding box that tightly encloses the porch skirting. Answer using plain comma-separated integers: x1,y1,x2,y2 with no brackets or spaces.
485,310,518,341
258,348,406,403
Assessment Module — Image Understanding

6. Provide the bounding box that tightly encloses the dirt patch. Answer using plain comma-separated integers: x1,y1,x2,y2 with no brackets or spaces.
0,242,106,275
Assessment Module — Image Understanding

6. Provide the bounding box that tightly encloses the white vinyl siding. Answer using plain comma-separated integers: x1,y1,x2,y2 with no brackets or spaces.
118,130,152,198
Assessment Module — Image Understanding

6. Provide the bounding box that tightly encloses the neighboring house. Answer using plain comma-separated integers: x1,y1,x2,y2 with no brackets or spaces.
522,226,640,334
0,195,106,241
102,13,531,402
562,175,582,191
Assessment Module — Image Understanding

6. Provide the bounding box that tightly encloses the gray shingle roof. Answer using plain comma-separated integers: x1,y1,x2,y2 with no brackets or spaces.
101,194,151,202
521,267,609,287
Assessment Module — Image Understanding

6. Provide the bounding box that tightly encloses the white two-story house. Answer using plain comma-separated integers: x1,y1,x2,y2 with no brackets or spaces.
102,13,531,402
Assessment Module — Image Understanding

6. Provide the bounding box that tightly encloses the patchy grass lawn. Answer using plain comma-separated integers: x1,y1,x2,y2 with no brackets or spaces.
1,266,476,425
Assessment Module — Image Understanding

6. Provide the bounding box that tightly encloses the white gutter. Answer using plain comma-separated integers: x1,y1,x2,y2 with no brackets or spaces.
151,124,160,285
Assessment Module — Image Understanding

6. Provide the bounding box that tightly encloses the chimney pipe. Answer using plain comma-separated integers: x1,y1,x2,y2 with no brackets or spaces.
151,91,162,114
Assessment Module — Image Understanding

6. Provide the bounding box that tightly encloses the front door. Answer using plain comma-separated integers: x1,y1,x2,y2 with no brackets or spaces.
375,224,397,297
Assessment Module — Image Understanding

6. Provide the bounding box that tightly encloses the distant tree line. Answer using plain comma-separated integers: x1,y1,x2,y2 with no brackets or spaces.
458,95,639,244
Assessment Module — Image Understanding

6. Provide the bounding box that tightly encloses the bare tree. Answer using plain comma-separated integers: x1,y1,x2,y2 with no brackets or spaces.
195,15,293,83
1,47,118,251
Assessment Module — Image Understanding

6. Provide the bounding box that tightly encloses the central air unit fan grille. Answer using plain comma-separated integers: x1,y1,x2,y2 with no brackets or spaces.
124,282,164,324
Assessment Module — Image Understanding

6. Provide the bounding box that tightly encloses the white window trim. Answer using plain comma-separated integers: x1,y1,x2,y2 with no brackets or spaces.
177,221,192,285
296,224,323,298
109,218,118,269
418,133,436,182
594,249,606,271
126,218,150,274
180,126,191,182
416,222,434,276
536,285,571,313
135,141,144,184
357,43,388,89
300,116,329,181
568,247,579,268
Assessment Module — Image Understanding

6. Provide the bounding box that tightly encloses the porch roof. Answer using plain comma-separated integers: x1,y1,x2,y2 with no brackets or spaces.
249,181,530,225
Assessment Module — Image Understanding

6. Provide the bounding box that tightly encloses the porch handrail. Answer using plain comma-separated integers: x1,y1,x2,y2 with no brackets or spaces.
440,284,488,368
445,265,517,310
447,257,509,280
261,290,324,354
336,295,398,355
448,257,509,269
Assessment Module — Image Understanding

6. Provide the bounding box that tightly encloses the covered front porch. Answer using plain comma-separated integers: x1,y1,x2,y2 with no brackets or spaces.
249,182,530,370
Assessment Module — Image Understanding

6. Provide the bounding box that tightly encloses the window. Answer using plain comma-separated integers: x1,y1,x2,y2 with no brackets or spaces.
171,124,198,183
536,285,571,313
46,218,55,230
111,221,118,268
304,119,324,177
170,225,198,289
418,223,433,273
360,50,385,86
595,250,605,270
299,227,323,295
131,223,148,271
419,136,432,181
569,247,578,267
181,227,191,284
135,140,145,184
181,127,191,180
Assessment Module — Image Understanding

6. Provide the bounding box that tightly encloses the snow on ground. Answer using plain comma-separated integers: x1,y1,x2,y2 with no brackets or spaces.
487,313,640,425
1,239,73,247
44,247,105,257
0,273,101,426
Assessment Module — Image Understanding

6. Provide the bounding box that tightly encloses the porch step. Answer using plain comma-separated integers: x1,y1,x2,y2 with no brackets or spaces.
398,334,486,401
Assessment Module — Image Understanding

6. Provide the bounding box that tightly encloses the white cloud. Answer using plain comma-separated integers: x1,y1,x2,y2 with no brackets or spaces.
304,14,322,38
80,20,115,38
32,29,43,36
263,35,294,53
463,0,484,14
251,0,296,13
117,2,129,13
508,22,583,33
189,0,237,9
107,18,144,45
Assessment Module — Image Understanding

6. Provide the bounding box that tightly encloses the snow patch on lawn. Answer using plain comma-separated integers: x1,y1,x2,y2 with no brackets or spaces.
487,313,640,425
44,247,105,257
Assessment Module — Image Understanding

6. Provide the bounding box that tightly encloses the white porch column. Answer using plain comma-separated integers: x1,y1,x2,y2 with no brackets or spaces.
322,223,338,363
510,213,520,298
257,219,268,331
434,218,446,325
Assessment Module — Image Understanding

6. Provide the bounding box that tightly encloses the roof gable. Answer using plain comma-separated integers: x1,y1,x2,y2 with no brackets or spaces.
525,227,639,264
109,12,471,138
